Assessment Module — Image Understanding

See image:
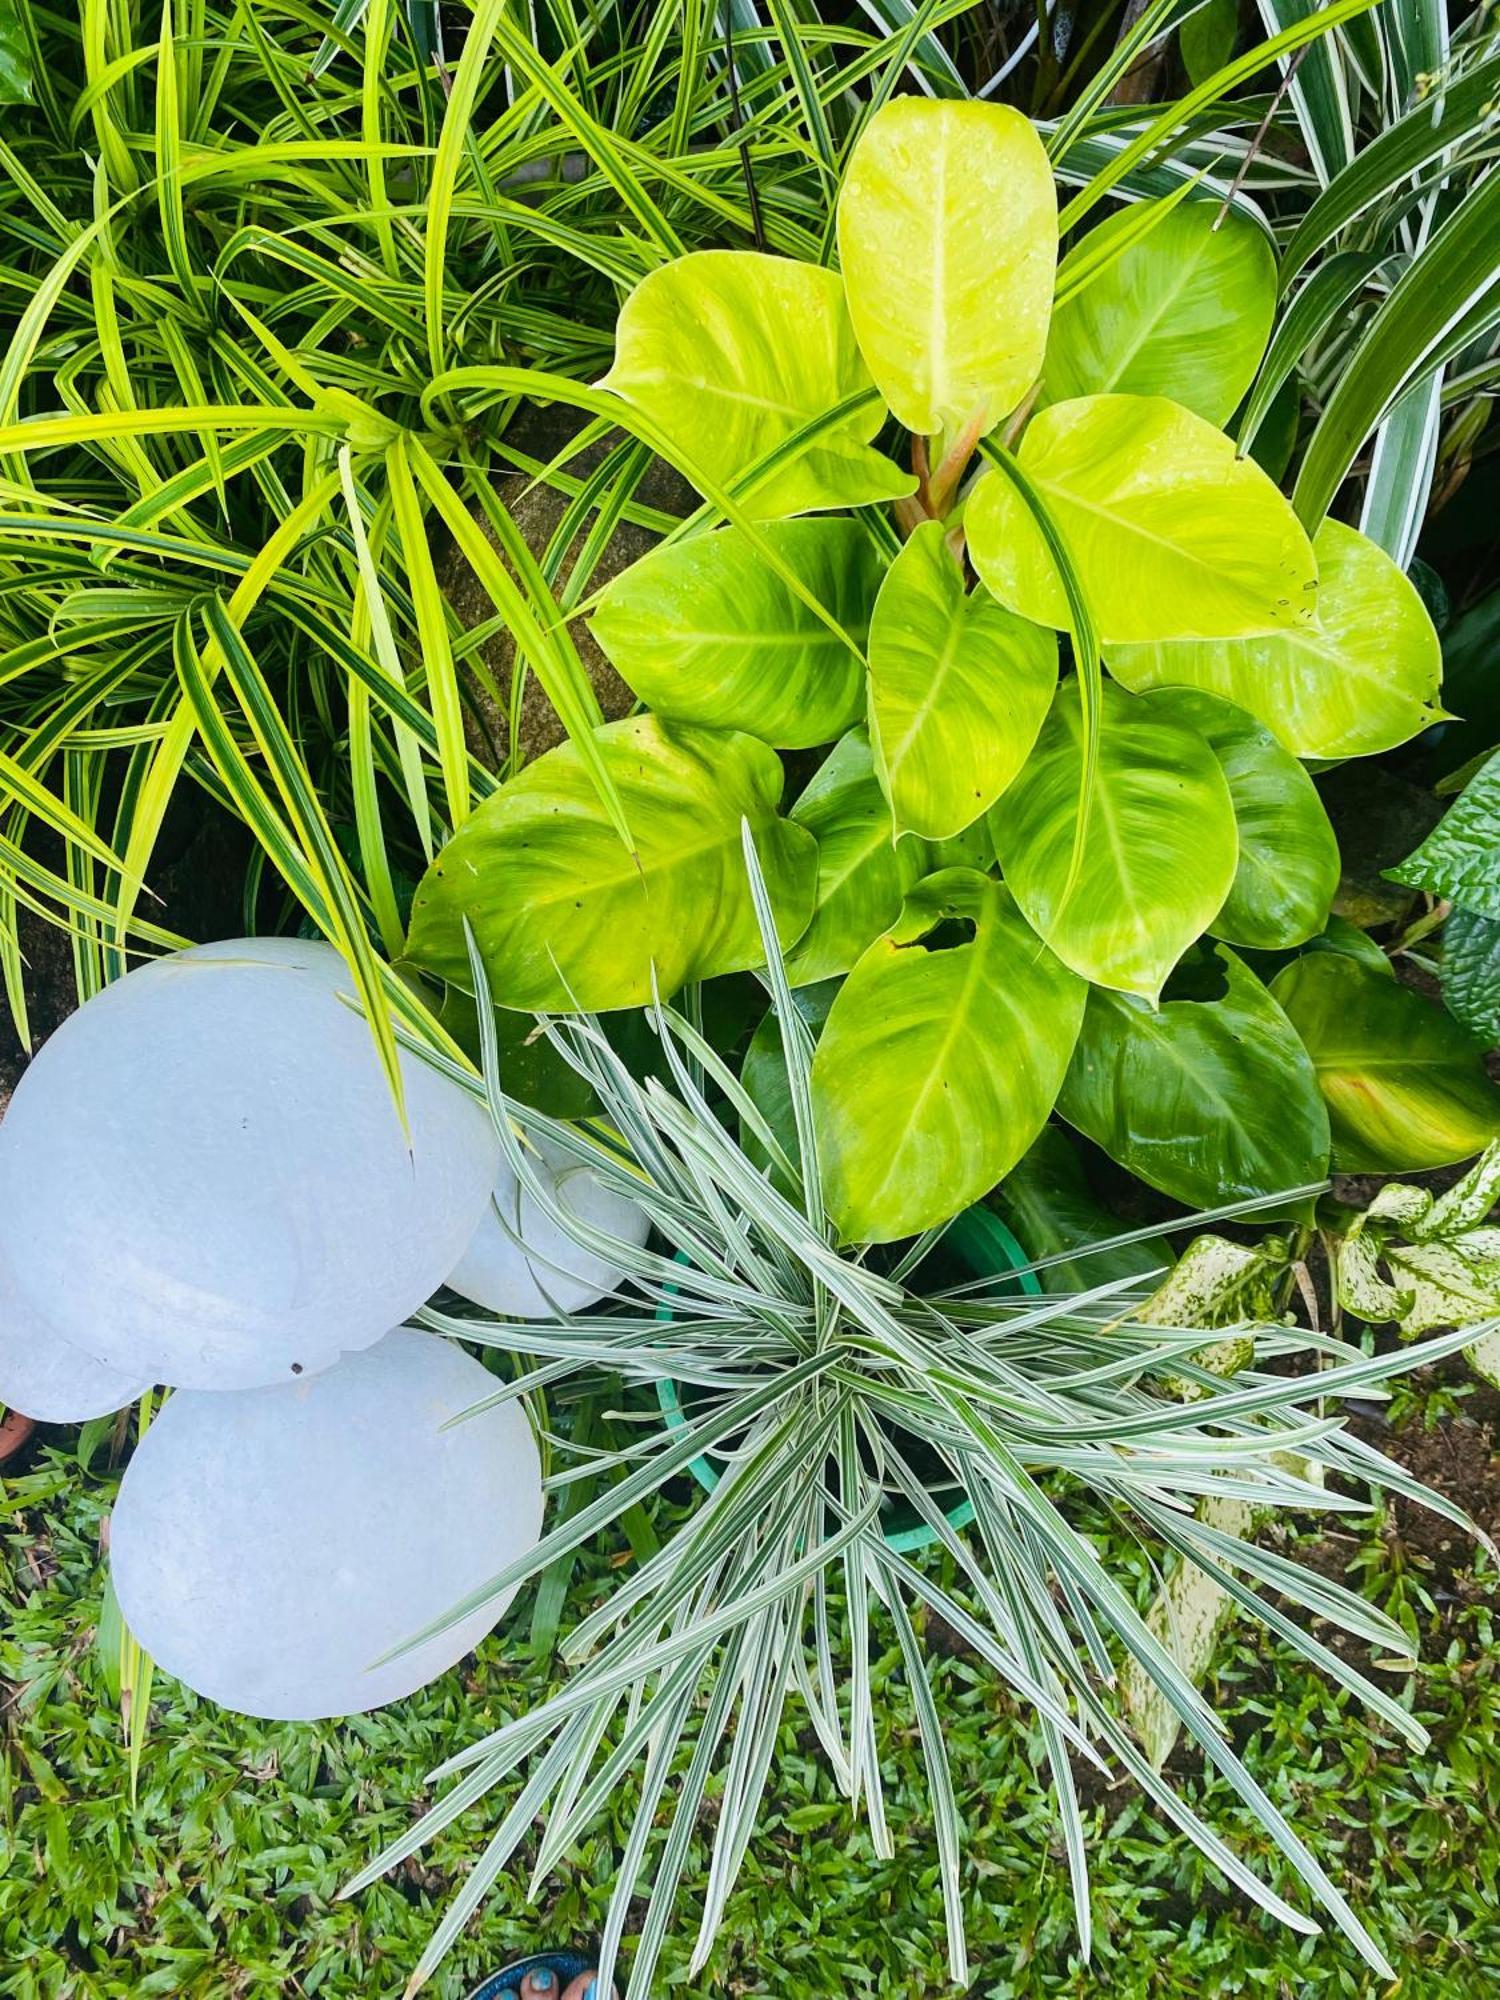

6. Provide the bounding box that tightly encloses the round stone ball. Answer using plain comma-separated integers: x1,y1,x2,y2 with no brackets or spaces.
0,939,500,1391
447,1134,649,1317
109,1328,542,1719
0,1244,153,1423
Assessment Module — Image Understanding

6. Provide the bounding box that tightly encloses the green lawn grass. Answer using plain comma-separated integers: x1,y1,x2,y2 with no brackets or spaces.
4,1379,1498,2000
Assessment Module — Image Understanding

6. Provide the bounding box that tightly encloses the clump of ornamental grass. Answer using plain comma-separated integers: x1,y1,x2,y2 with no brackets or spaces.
351,847,1487,1998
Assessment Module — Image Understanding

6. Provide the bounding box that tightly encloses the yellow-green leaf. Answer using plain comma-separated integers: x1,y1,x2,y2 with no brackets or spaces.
836,99,1057,444
1108,518,1444,758
601,250,910,519
868,521,1057,841
969,394,1318,644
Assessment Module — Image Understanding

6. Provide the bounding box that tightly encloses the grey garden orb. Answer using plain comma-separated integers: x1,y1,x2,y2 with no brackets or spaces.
0,1244,153,1423
0,939,500,1391
108,1328,542,1720
447,1134,650,1317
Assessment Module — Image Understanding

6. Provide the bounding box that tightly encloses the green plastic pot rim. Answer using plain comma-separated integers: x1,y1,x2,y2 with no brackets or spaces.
653,1204,1039,1555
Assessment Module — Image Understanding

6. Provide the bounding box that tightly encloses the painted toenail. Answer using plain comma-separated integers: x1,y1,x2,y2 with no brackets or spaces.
582,1983,597,2000
531,1974,555,1993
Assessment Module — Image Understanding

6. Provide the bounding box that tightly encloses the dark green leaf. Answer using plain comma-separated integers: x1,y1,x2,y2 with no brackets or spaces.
1388,749,1500,917
992,1126,1166,1293
1442,907,1500,1048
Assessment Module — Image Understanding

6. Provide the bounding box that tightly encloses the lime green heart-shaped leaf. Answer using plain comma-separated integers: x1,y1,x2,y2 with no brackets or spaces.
868,520,1057,841
786,729,931,985
405,715,817,1012
602,250,913,518
812,871,1086,1242
1060,942,1330,1206
1043,199,1275,425
1108,519,1444,757
1141,688,1339,949
836,98,1057,443
590,519,880,749
968,394,1318,643
1272,951,1500,1171
988,679,1238,998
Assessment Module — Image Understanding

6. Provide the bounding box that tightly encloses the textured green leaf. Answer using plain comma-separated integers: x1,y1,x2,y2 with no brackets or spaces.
1059,943,1330,1206
968,394,1317,644
837,98,1057,442
988,679,1238,999
868,521,1057,842
1141,689,1338,950
602,251,911,519
1108,518,1443,758
811,871,1086,1242
590,519,880,749
1388,750,1500,918
1042,201,1274,425
786,729,930,986
405,716,818,1012
992,1126,1165,1294
1272,952,1500,1172
1442,907,1500,1047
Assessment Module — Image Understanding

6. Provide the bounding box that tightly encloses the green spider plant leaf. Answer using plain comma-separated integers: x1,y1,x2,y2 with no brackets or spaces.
1140,688,1339,950
1272,952,1500,1172
811,870,1086,1243
836,97,1058,444
785,729,931,986
1387,748,1500,918
867,520,1057,842
967,394,1317,644
589,519,881,750
1059,942,1331,1207
601,251,912,519
988,679,1238,1000
1108,518,1445,758
1041,199,1275,426
404,716,818,1012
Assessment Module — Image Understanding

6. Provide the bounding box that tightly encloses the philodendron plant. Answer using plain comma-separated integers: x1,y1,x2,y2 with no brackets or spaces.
406,95,1493,1244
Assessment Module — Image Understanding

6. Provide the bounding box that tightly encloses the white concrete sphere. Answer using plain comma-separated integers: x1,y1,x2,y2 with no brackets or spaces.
108,1329,542,1719
0,939,500,1390
0,1244,152,1422
447,1134,649,1317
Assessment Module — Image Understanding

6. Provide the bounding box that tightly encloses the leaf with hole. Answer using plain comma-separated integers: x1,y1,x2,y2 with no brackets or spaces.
1272,952,1500,1172
868,521,1057,841
988,679,1238,999
1108,518,1444,758
590,519,880,750
785,729,931,986
811,871,1086,1242
1042,200,1274,425
601,251,911,519
1059,943,1330,1207
405,716,818,1012
836,98,1057,443
968,394,1317,644
1140,688,1338,949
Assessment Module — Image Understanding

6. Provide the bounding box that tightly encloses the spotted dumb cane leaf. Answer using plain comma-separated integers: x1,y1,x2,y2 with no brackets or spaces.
967,394,1317,644
1108,519,1444,758
1058,943,1330,1207
1272,952,1500,1172
601,251,913,519
867,521,1057,842
405,716,818,1012
1042,200,1275,425
785,729,931,986
836,98,1057,443
811,871,1087,1243
1140,689,1339,950
988,678,1238,999
590,519,881,749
